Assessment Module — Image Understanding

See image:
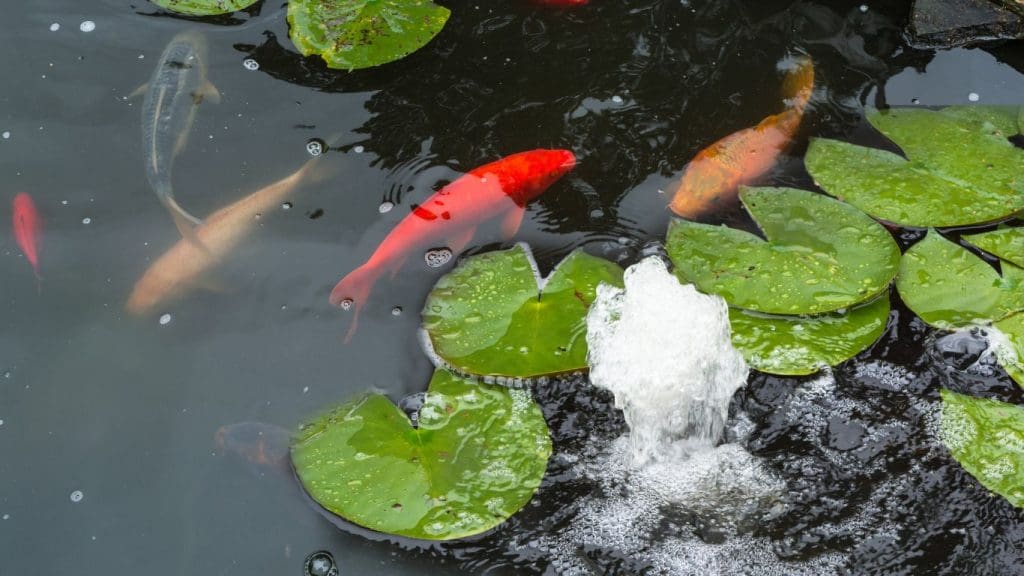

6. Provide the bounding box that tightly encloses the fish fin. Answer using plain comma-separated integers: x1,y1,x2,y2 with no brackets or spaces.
128,83,149,99
499,207,526,242
197,80,222,105
161,195,207,250
448,225,478,254
330,265,380,343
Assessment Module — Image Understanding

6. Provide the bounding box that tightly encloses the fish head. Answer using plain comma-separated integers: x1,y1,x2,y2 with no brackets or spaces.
163,29,209,74
495,149,577,206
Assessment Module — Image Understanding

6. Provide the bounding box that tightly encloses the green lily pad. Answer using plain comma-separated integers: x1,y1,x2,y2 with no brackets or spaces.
993,313,1024,388
291,369,551,540
422,244,624,380
806,106,1024,227
939,389,1024,509
288,0,450,71
149,0,258,16
729,296,890,376
895,232,1024,328
965,227,1024,269
666,187,900,315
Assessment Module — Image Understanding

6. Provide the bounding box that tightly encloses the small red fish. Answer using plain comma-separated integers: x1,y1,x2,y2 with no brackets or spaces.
330,149,577,341
215,422,291,472
670,57,814,219
12,193,41,281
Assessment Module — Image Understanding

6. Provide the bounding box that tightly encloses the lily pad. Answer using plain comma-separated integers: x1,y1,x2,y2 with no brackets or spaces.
666,187,900,315
291,369,551,540
895,232,1024,328
729,296,890,376
993,313,1024,387
965,227,1024,269
422,244,624,380
288,0,450,71
939,389,1024,509
149,0,259,16
806,106,1024,227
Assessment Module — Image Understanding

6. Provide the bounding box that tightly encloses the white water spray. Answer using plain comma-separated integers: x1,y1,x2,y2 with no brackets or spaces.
586,257,749,465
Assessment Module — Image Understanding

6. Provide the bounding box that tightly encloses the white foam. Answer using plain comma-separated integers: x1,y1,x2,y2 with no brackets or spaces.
586,257,749,464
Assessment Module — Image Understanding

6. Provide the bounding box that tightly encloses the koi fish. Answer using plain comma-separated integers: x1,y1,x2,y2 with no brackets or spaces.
139,30,220,239
12,193,41,280
125,158,321,316
329,149,577,341
215,422,291,472
669,56,814,219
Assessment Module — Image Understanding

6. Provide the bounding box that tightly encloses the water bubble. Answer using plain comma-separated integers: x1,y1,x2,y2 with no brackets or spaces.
1,131,9,139
353,145,365,154
859,4,868,12
70,490,84,503
911,98,920,105
0,419,4,426
281,201,293,210
242,58,259,71
378,201,394,214
304,551,338,576
82,217,91,225
424,247,453,268
391,307,402,316
79,20,95,32
49,23,60,32
968,92,980,102
611,95,623,104
159,313,172,326
306,139,325,157
338,298,354,311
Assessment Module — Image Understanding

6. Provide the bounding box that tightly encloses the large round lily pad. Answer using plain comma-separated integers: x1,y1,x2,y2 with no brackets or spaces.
291,369,551,540
288,0,450,71
422,244,624,380
806,106,1024,227
895,232,1024,328
965,227,1024,269
993,313,1024,388
150,0,259,16
666,187,900,315
940,389,1024,509
729,295,890,376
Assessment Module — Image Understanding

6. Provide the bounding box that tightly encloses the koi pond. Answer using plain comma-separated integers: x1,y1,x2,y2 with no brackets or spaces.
2,1,1024,574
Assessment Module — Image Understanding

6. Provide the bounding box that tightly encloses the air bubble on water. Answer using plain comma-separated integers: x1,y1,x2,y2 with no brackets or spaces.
70,490,84,503
242,58,259,71
79,20,95,32
304,550,338,576
859,4,868,12
281,201,292,210
378,201,394,214
353,145,365,154
968,92,980,102
82,217,91,225
306,139,325,157
0,419,4,426
2,131,9,139
911,98,920,105
391,307,402,317
159,313,172,325
424,247,453,268
49,23,60,32
339,298,354,311
611,95,623,104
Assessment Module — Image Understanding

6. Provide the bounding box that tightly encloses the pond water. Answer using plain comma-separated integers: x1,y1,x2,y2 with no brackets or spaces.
2,0,1023,574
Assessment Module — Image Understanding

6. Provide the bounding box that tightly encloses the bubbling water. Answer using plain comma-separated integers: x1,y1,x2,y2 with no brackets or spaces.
586,257,749,465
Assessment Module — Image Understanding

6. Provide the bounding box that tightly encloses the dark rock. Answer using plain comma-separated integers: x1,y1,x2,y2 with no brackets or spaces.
911,0,1024,47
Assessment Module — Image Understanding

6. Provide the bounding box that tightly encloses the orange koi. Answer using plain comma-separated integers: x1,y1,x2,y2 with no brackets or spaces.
670,57,814,219
329,149,576,342
12,193,42,281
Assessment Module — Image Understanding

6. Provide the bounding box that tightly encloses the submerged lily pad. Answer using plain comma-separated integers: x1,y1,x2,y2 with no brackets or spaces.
940,389,1024,509
423,244,624,380
729,296,890,376
993,313,1024,387
896,232,1024,328
291,369,551,540
965,227,1024,269
288,0,450,70
806,106,1024,227
150,0,259,16
667,187,900,315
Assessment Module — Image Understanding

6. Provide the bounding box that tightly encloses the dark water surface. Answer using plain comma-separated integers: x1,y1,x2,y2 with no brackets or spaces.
2,0,1024,574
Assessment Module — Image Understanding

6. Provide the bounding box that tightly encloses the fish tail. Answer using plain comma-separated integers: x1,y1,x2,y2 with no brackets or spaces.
330,264,380,343
157,185,204,243
781,56,814,114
